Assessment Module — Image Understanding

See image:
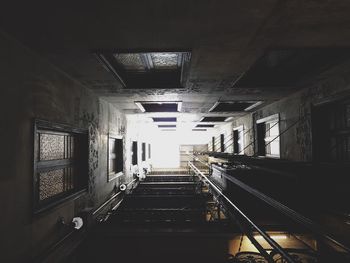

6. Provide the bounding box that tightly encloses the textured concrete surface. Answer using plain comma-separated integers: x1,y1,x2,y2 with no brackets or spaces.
1,1,350,261
2,0,350,118
213,60,350,161
0,31,129,262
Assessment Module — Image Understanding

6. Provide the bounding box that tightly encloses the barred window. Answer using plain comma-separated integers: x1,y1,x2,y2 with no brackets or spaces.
33,120,88,213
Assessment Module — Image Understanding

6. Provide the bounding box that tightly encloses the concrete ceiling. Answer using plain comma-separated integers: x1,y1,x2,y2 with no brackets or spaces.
2,0,350,124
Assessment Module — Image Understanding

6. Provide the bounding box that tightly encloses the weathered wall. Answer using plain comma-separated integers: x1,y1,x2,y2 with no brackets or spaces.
125,116,153,178
0,31,128,262
213,61,350,161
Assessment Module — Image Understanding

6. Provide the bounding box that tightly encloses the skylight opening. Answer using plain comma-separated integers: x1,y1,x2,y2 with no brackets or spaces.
135,101,182,112
200,116,228,122
209,101,262,112
152,117,177,122
196,124,215,128
95,51,191,89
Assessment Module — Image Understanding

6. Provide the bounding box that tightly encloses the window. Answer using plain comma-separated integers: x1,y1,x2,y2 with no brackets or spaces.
220,134,225,152
132,141,138,165
142,142,146,161
108,135,124,181
313,99,350,162
148,144,151,159
257,114,280,158
33,120,88,213
233,126,244,154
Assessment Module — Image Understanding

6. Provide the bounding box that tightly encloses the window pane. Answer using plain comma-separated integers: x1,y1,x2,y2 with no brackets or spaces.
39,133,65,160
39,167,74,201
238,129,244,154
109,138,116,154
109,158,116,173
269,140,280,156
263,119,280,157
269,121,279,136
39,169,64,200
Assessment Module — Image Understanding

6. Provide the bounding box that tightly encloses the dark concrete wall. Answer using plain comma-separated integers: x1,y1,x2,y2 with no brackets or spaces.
0,31,128,262
215,61,350,161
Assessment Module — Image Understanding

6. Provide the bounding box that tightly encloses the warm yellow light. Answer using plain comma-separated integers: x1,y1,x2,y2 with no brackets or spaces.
255,234,287,240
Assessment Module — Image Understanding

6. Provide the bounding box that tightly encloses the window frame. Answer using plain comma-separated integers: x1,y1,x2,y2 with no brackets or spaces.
256,114,280,158
33,119,88,215
131,141,138,165
142,142,146,161
312,98,350,163
148,143,151,159
233,125,244,155
107,133,124,182
220,134,225,152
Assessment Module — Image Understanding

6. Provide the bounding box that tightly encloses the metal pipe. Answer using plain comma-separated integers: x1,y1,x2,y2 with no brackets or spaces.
93,178,138,216
127,178,137,186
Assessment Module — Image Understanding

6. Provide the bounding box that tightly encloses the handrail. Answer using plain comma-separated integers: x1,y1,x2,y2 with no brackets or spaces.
188,161,296,263
127,178,137,186
188,154,210,168
92,178,138,216
92,191,122,216
211,164,350,255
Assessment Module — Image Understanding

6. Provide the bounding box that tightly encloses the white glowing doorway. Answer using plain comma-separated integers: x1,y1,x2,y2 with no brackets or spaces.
151,133,180,168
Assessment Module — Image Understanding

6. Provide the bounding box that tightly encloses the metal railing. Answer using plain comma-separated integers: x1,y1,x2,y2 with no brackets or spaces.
188,161,297,263
211,164,350,257
93,178,138,216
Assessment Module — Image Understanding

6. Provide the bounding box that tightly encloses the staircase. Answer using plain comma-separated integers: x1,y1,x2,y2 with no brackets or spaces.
78,171,235,263
108,173,210,225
